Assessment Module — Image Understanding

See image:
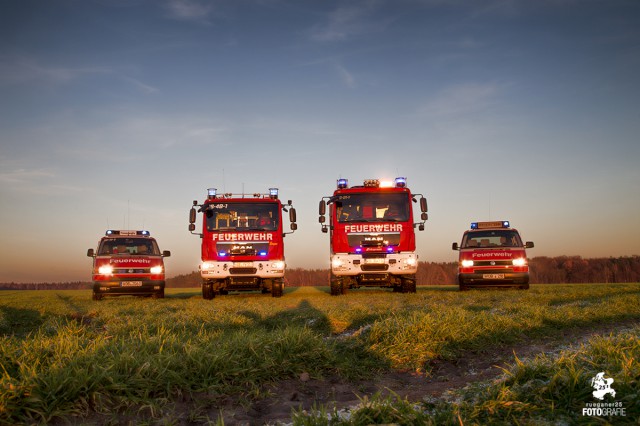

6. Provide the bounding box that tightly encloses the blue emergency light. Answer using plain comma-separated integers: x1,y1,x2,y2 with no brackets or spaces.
337,178,348,189
269,188,278,199
395,177,407,188
218,251,227,257
207,188,217,200
471,221,510,230
259,250,268,256
386,246,395,253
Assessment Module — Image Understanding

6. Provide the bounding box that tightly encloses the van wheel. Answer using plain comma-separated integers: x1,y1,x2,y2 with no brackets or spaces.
153,289,165,299
92,292,103,301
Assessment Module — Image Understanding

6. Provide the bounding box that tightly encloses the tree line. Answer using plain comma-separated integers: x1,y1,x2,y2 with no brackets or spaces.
1,256,638,290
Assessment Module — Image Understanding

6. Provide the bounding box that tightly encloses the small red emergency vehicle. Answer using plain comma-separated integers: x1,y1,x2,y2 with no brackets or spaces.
319,177,428,295
452,221,534,290
87,230,171,300
188,187,297,299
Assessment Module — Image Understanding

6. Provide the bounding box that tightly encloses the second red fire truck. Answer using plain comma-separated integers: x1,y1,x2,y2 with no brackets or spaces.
319,177,428,295
452,221,534,290
189,187,297,299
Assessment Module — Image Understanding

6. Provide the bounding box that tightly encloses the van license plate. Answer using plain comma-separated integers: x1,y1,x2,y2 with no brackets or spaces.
483,274,504,279
121,281,143,287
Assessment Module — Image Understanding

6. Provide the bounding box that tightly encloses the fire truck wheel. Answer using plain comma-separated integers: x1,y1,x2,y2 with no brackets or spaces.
202,283,215,300
153,289,165,299
459,285,469,291
519,284,530,290
92,292,103,301
272,280,284,297
401,276,416,293
330,274,341,296
340,281,349,295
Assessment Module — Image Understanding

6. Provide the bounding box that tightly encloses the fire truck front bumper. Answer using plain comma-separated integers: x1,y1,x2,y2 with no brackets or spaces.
330,253,418,276
200,260,285,279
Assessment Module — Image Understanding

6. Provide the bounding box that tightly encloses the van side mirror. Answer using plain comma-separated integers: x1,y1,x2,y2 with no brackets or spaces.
525,241,534,249
452,242,459,250
87,248,94,257
163,250,171,257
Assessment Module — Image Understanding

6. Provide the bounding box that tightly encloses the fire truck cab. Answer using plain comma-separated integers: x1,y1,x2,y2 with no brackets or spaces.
189,187,297,299
452,221,534,290
87,230,171,300
319,177,428,295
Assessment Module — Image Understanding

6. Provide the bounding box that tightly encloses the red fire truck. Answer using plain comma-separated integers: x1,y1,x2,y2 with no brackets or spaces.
189,187,297,299
452,221,534,290
318,177,428,295
87,230,171,300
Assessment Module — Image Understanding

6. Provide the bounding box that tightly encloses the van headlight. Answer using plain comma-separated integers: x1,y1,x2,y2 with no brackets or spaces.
98,265,113,275
461,260,474,267
512,258,527,267
150,266,163,274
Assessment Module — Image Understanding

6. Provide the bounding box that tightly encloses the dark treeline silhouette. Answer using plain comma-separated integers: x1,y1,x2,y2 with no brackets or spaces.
1,256,638,290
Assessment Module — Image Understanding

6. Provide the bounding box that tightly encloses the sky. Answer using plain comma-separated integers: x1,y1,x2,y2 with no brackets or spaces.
1,0,639,283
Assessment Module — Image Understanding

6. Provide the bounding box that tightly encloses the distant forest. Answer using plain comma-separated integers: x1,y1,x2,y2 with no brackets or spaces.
2,256,638,290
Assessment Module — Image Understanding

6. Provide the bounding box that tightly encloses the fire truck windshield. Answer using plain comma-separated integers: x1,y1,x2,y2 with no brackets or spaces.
462,230,523,248
98,238,161,255
335,193,409,223
205,202,279,231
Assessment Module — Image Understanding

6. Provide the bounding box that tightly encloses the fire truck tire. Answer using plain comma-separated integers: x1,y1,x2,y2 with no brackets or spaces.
202,282,215,300
519,284,530,290
92,292,102,301
272,280,284,297
401,276,416,293
153,289,165,299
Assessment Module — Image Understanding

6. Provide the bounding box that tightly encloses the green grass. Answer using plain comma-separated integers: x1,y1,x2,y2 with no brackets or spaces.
1,284,639,424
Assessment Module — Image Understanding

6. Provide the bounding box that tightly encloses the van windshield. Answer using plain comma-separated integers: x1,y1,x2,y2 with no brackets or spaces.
98,238,161,255
462,230,523,248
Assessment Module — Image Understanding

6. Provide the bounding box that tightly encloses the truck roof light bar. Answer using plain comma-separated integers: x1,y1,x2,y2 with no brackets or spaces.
337,178,348,189
207,188,217,200
105,230,150,236
471,221,510,230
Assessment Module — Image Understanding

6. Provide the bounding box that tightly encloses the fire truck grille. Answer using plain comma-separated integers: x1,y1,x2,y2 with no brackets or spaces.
474,261,513,267
360,273,389,282
229,268,257,275
114,268,148,273
361,264,389,271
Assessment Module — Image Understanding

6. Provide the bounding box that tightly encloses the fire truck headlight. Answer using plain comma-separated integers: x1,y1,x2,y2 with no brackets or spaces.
512,258,527,267
98,265,114,275
150,266,163,274
405,257,417,266
461,259,474,267
332,258,344,268
271,261,285,270
201,261,216,271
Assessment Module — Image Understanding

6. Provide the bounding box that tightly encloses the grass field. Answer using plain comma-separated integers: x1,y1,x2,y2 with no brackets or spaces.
1,284,639,425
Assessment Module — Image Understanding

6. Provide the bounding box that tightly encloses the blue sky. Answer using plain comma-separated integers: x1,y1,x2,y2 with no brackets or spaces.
1,0,639,282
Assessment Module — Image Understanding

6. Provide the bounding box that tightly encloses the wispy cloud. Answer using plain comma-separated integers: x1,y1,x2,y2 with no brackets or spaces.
335,64,356,88
310,0,388,42
417,82,508,118
164,0,214,24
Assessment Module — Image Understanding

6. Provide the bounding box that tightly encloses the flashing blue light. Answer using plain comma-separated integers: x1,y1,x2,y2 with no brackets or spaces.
337,178,348,189
470,222,478,229
355,247,362,253
106,230,114,235
503,221,510,228
259,251,268,256
218,251,227,257
141,230,150,236
395,177,407,188
269,188,278,198
207,188,217,199
386,246,395,253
